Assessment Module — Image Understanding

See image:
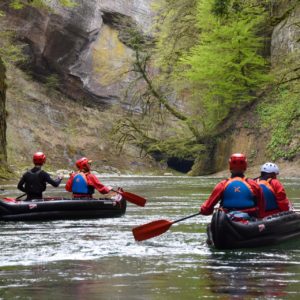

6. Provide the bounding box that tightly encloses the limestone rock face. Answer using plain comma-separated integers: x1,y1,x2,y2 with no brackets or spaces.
271,1,300,66
4,0,154,106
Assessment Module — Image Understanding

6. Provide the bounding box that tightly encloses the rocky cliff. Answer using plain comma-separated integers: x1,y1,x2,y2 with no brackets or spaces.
2,0,161,174
5,66,160,173
0,58,7,176
271,0,300,66
4,0,154,106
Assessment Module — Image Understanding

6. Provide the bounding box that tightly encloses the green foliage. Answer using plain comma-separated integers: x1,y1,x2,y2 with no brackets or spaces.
148,138,206,160
257,85,300,160
58,0,76,7
211,0,230,16
180,0,271,129
119,0,274,166
8,0,76,10
0,30,25,65
45,74,61,91
116,0,202,153
9,0,25,9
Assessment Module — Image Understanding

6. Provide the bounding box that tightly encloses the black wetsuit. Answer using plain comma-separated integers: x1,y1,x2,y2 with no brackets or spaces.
17,167,62,200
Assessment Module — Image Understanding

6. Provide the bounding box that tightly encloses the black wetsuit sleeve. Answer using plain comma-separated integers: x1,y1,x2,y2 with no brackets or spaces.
42,171,62,187
17,175,26,193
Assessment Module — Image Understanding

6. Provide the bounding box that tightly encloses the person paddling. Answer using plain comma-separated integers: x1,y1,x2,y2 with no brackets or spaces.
256,162,291,217
17,152,62,201
65,157,114,199
199,153,264,218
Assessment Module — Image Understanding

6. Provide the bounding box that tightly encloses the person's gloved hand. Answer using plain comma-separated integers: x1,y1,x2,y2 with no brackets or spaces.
199,205,212,215
106,186,118,198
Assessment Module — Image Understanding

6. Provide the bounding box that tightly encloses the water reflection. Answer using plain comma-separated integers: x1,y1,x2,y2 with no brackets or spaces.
205,251,292,298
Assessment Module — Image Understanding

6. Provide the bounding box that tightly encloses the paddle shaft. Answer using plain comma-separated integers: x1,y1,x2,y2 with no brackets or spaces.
16,193,26,200
14,190,146,206
172,212,201,224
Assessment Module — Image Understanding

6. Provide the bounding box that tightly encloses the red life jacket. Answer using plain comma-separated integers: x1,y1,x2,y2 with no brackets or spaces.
222,177,256,209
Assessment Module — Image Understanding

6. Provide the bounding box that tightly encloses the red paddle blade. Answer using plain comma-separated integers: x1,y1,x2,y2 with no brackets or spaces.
118,191,146,207
132,219,173,241
3,197,17,203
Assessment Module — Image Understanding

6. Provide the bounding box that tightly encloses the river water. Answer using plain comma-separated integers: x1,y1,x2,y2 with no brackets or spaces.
0,175,299,299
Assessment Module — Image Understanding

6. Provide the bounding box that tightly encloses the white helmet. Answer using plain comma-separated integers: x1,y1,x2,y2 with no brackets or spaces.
260,162,279,174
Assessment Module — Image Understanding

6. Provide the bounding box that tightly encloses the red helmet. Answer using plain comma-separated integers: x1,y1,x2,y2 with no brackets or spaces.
33,152,46,165
229,153,247,172
75,157,92,171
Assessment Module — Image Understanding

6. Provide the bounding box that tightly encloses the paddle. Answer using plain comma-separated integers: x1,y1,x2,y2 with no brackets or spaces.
16,193,26,200
112,189,146,207
132,212,200,241
4,193,27,202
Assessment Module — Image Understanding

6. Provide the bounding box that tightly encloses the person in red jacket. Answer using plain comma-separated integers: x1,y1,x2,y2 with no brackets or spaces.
200,153,265,218
65,157,114,199
256,162,291,217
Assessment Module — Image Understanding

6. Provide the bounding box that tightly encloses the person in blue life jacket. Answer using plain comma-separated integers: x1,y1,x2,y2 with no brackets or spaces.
256,162,291,217
199,153,265,218
17,152,63,200
65,157,115,199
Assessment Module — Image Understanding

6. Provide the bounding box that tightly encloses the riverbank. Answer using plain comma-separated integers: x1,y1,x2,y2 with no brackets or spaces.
0,158,299,187
211,160,300,179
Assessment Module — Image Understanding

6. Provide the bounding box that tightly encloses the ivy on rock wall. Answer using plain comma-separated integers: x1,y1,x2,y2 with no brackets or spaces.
258,49,300,161
258,85,300,160
258,0,300,162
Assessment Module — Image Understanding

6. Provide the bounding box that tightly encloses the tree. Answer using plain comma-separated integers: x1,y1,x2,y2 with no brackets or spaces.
113,0,203,155
112,20,205,161
180,0,271,130
114,0,271,152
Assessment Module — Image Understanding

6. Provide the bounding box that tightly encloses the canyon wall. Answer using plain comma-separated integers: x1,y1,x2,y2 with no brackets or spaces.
4,0,154,106
0,58,7,173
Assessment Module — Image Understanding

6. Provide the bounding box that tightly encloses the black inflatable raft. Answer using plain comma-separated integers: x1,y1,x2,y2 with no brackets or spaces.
207,209,300,249
0,196,126,221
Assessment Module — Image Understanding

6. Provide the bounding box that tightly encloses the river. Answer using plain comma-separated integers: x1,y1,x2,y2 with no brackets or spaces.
0,175,299,299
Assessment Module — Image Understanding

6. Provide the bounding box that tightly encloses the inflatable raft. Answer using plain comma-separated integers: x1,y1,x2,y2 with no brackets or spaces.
207,209,300,249
0,195,126,221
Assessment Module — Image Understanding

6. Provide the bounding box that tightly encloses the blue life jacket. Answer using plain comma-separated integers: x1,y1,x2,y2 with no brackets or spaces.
222,177,255,209
72,173,91,194
257,179,278,211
